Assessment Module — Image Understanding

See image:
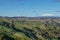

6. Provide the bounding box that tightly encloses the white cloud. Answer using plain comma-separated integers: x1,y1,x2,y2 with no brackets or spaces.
41,14,55,16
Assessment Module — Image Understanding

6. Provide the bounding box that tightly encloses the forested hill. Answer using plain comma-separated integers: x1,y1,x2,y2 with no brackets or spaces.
0,16,60,40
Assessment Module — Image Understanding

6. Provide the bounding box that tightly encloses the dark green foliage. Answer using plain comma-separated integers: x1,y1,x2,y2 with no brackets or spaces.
0,33,14,40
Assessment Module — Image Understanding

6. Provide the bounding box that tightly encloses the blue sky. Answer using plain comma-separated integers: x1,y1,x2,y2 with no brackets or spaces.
0,0,60,17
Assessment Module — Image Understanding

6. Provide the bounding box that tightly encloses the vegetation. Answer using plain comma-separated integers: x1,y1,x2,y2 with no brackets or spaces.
0,17,60,40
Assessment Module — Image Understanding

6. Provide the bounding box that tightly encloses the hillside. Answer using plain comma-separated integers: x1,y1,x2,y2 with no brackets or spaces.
0,17,60,40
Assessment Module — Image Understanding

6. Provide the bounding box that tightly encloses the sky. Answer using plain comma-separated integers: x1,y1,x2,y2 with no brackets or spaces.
0,0,60,17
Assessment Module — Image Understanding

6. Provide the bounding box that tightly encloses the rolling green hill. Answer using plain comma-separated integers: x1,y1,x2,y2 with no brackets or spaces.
0,17,60,40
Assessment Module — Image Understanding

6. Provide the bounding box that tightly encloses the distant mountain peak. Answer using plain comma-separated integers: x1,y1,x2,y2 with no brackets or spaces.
41,14,56,17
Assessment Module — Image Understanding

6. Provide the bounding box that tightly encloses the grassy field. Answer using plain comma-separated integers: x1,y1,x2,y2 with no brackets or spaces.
0,17,60,40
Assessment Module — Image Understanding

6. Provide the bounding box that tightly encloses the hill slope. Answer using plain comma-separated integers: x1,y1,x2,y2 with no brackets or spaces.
0,17,60,40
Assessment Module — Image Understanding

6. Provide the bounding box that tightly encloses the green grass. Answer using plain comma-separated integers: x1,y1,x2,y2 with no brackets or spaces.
0,18,60,40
